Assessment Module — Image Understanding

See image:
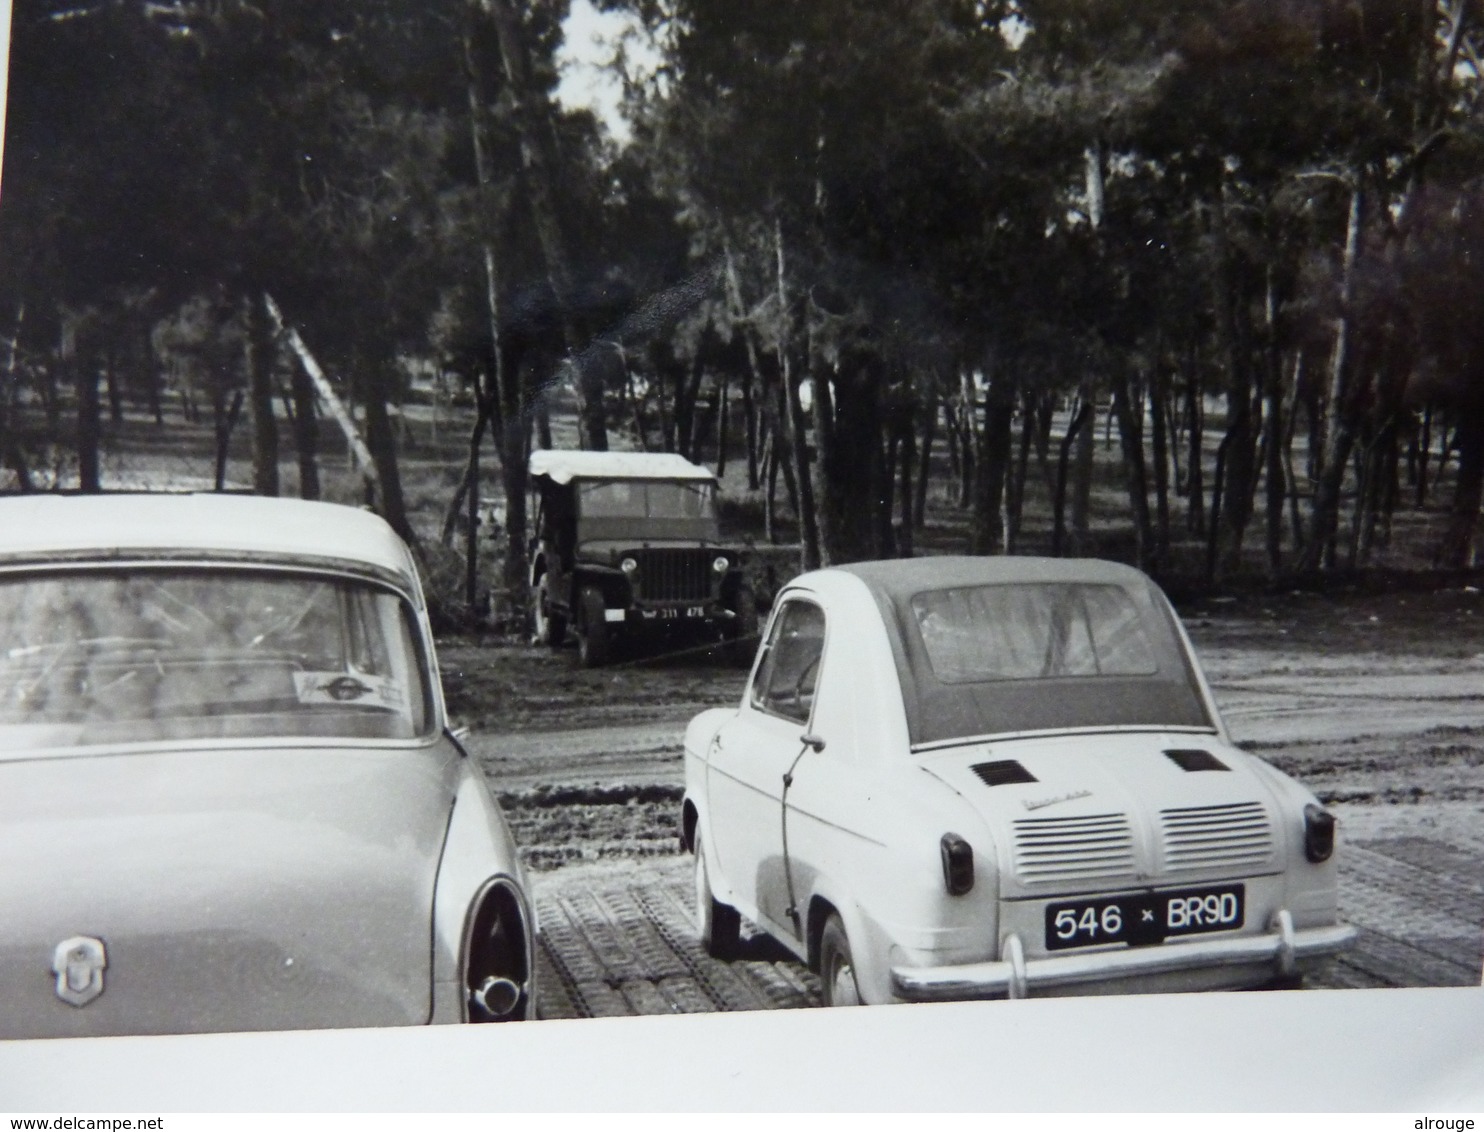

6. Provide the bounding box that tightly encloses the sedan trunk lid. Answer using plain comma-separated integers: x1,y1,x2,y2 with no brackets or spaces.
0,743,457,1038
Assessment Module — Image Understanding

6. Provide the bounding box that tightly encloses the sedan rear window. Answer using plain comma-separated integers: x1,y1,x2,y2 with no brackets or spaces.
0,568,432,752
911,583,1159,684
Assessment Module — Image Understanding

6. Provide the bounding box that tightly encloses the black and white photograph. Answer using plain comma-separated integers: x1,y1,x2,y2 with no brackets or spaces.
1,0,1484,1110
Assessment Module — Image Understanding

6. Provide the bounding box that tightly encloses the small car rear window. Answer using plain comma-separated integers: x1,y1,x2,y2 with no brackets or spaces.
911,583,1159,684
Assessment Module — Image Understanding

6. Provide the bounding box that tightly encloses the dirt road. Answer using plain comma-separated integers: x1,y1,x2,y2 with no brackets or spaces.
442,584,1484,1017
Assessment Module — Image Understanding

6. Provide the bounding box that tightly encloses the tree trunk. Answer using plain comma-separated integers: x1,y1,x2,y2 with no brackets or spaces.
464,387,491,611
762,431,778,543
1212,188,1256,579
715,366,730,477
442,393,493,547
104,347,123,425
476,0,606,450
362,360,416,550
1437,407,1484,567
1413,406,1432,508
1302,180,1365,573
956,377,977,508
722,244,762,491
1070,384,1096,554
1284,355,1306,553
247,295,280,497
68,323,102,494
897,400,916,557
880,420,901,557
212,389,243,493
1149,356,1172,569
915,381,937,529
815,353,886,564
1052,401,1092,556
1185,373,1206,537
1,303,33,491
776,220,820,570
1007,389,1036,553
1111,364,1153,570
970,369,1015,555
291,363,320,500
1204,432,1231,585
1262,345,1289,574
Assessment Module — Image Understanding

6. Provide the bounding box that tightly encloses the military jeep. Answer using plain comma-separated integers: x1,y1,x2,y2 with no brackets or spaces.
527,450,757,666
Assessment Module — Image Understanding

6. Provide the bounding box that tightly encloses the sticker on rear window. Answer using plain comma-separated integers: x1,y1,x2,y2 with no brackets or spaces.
294,671,405,710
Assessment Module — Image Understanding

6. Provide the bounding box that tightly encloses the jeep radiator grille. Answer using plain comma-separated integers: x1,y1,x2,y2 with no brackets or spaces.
1159,802,1273,872
1011,813,1136,885
631,548,714,602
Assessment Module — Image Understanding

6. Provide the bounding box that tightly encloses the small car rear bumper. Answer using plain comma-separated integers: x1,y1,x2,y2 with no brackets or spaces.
889,911,1357,1001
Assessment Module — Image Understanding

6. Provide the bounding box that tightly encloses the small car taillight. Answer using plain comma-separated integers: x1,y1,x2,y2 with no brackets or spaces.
940,833,974,896
1303,804,1336,863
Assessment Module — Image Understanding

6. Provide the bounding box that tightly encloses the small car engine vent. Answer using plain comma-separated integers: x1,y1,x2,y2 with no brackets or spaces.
972,760,1038,787
1160,802,1274,872
1164,748,1229,772
1011,813,1137,885
627,548,715,602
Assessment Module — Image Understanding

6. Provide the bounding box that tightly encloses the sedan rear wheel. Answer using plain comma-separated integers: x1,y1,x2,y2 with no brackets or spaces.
819,913,862,1007
693,831,740,959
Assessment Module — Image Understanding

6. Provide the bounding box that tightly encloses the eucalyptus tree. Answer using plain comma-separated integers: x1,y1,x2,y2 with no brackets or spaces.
613,0,1031,564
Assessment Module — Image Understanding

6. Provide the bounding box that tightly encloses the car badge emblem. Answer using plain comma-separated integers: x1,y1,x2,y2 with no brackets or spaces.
52,936,107,1007
1022,789,1094,812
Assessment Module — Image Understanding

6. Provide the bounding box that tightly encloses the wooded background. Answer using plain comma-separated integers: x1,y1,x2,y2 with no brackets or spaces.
4,0,1484,624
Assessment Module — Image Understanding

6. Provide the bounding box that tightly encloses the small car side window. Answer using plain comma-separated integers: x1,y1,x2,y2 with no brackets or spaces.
750,600,825,724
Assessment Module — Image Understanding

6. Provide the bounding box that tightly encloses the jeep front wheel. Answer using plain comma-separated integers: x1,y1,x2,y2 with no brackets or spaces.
533,575,566,649
577,585,612,668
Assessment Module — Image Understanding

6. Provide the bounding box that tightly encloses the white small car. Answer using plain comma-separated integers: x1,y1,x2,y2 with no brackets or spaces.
681,556,1355,1005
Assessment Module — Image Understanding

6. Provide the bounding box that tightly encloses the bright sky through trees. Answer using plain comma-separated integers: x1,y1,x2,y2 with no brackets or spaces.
556,0,664,145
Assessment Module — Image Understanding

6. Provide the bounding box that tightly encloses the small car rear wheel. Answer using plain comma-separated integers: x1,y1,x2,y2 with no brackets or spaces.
533,576,566,649
819,913,862,1007
693,831,740,958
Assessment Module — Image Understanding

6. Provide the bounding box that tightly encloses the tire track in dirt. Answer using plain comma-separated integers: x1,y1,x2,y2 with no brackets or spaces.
630,881,787,1013
531,859,820,1019
1329,843,1483,987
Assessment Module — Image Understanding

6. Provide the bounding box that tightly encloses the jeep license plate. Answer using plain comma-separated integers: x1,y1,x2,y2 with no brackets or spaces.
1044,883,1245,951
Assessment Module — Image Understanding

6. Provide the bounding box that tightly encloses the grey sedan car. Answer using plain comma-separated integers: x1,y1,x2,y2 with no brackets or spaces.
0,493,535,1037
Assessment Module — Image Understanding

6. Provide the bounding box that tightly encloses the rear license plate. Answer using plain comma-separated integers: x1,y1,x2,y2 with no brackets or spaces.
1044,884,1245,951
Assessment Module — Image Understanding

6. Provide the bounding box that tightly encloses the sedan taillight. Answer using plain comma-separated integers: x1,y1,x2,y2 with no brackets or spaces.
940,833,974,896
1303,804,1336,863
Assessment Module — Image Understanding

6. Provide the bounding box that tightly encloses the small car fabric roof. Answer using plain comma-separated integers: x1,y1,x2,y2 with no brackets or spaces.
528,449,716,485
835,556,1212,747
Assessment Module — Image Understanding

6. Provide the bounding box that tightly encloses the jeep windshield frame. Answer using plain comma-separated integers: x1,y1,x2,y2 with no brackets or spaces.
573,478,721,544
